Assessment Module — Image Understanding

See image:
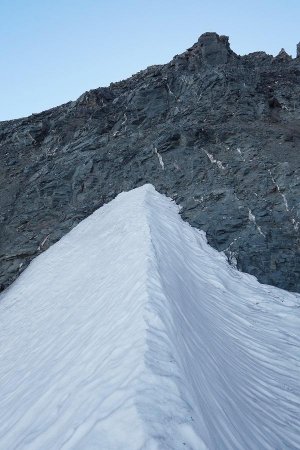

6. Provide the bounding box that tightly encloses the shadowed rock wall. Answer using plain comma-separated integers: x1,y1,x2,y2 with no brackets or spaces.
0,32,299,292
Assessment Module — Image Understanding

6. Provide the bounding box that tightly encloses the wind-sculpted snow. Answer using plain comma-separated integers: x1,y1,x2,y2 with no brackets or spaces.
0,185,300,449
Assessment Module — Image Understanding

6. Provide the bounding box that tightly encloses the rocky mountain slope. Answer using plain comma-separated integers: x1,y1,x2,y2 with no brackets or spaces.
1,32,300,292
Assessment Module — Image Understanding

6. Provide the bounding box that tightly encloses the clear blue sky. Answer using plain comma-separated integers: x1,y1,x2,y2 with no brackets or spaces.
1,0,299,121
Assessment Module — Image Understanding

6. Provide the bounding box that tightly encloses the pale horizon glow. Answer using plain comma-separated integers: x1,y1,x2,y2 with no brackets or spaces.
1,0,299,121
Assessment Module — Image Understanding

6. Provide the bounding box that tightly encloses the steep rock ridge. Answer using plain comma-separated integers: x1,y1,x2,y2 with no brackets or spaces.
0,32,300,292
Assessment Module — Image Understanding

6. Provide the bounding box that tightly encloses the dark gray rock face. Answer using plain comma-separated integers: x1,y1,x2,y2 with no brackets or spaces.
1,32,300,292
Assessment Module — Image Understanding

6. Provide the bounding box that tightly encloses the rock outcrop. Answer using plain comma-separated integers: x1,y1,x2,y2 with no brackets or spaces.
0,32,300,292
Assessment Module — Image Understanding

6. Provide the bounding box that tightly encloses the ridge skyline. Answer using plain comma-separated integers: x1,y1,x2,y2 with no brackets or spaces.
2,31,300,123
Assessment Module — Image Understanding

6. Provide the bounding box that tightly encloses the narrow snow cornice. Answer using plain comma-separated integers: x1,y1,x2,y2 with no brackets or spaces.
0,185,300,449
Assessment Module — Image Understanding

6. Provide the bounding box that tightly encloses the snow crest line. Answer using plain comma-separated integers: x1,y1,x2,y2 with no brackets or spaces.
0,184,300,449
142,186,300,449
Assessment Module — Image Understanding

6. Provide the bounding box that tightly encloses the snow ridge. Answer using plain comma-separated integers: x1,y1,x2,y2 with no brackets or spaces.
0,184,300,449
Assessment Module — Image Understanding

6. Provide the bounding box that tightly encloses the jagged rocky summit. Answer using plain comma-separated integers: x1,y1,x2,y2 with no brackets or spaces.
0,32,300,292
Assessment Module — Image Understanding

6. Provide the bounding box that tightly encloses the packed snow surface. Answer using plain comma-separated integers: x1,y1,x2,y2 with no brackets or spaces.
0,184,300,450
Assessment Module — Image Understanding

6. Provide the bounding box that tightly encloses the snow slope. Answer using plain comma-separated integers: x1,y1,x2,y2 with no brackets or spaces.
0,184,300,450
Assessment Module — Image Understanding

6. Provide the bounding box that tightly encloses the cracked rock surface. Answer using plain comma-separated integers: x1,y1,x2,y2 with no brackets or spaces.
0,32,300,292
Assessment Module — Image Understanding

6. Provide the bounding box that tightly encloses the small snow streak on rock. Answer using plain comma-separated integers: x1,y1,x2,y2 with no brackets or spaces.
248,209,265,237
204,149,225,170
154,147,165,170
292,218,299,231
268,169,299,231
